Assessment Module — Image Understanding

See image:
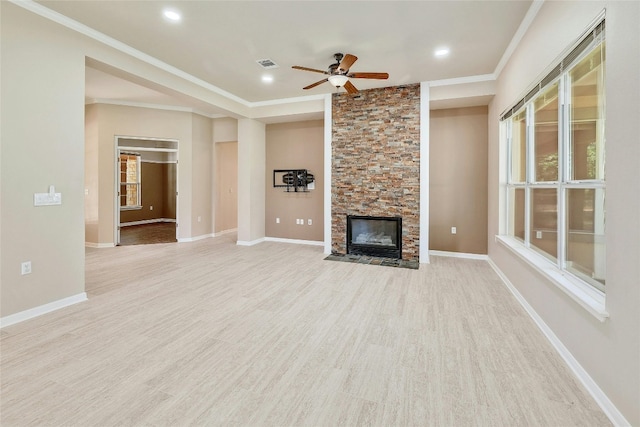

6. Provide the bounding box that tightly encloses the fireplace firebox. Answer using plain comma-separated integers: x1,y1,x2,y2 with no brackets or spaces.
346,215,402,259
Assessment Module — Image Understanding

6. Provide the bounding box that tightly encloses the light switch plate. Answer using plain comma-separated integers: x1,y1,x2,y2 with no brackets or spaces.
34,192,62,206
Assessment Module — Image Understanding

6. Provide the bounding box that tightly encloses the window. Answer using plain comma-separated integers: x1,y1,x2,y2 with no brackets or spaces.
502,21,606,294
119,153,141,209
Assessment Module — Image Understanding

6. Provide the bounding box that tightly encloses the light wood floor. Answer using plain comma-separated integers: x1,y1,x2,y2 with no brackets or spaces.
0,234,610,426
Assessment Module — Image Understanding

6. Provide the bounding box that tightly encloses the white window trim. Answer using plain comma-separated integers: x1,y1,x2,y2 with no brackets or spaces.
496,235,607,321
120,153,142,209
499,18,607,321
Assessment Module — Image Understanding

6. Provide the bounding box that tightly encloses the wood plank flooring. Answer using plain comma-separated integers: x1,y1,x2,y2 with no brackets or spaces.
0,234,610,426
119,222,177,246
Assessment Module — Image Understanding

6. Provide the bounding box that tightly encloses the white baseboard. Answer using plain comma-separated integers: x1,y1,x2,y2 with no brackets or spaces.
264,237,324,246
120,218,176,227
236,238,265,247
487,258,629,427
0,293,88,329
178,233,214,243
85,242,115,248
214,228,237,237
429,250,489,260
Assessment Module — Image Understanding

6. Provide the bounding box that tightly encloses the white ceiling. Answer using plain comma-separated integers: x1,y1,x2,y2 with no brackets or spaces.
37,0,533,114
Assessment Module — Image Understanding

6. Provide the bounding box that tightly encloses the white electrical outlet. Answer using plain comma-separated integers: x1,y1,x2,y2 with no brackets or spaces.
308,219,312,225
536,230,542,239
21,261,32,275
276,217,280,224
197,216,201,222
451,227,457,234
150,206,153,211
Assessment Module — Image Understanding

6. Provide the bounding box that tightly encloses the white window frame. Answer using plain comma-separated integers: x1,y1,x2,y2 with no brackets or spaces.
119,152,142,211
498,17,608,321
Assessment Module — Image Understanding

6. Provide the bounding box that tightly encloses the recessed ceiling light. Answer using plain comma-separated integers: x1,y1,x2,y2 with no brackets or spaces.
435,48,450,58
163,9,181,22
262,75,274,83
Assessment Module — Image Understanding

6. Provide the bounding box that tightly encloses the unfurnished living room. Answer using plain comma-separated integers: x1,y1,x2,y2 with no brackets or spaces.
1,1,638,426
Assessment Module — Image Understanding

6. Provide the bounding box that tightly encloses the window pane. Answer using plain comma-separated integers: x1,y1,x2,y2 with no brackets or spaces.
534,83,559,182
531,188,557,259
570,43,605,181
126,184,138,207
510,111,527,183
508,187,525,242
567,188,605,290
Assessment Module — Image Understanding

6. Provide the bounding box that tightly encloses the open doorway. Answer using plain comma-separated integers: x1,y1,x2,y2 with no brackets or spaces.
116,136,178,246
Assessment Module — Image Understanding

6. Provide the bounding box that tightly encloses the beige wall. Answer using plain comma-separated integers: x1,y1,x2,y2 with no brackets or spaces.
429,106,488,254
213,117,238,143
88,103,194,243
214,141,238,233
85,104,100,243
1,3,86,316
213,117,239,234
84,105,216,243
265,120,324,241
488,1,640,424
190,113,213,239
237,119,266,243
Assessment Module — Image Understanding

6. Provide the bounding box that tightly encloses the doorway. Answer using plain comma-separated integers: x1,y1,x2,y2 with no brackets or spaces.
115,136,178,245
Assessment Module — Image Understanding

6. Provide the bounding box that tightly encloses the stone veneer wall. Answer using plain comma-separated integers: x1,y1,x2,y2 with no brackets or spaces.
331,84,420,260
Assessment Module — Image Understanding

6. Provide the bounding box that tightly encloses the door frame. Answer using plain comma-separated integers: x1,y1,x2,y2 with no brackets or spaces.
114,136,179,245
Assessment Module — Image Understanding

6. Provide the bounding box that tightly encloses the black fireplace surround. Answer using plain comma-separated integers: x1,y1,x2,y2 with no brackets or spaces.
346,215,402,259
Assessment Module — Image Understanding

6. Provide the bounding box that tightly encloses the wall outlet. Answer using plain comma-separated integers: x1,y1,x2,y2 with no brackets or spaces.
451,227,457,234
197,216,201,222
276,217,280,224
308,219,312,225
536,230,542,239
150,205,153,211
21,261,32,275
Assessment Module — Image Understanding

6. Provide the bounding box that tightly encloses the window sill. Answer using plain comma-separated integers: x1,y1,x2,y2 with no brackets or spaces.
495,235,608,322
120,206,142,211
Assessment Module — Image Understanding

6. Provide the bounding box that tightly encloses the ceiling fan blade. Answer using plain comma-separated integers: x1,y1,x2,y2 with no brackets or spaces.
343,80,358,94
292,65,329,75
303,78,329,90
348,72,389,80
338,54,358,72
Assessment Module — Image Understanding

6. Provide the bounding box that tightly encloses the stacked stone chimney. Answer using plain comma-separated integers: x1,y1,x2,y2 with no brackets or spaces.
331,84,420,260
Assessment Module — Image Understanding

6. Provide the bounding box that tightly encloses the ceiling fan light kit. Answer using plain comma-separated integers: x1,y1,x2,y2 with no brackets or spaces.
292,52,389,94
328,75,349,87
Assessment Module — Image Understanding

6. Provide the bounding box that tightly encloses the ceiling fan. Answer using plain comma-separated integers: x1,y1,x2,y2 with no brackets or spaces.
292,53,389,94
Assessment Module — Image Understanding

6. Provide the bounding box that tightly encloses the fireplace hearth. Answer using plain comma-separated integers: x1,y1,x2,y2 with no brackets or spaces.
346,215,402,259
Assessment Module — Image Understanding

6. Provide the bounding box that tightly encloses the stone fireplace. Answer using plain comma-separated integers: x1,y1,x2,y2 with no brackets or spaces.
331,84,420,261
